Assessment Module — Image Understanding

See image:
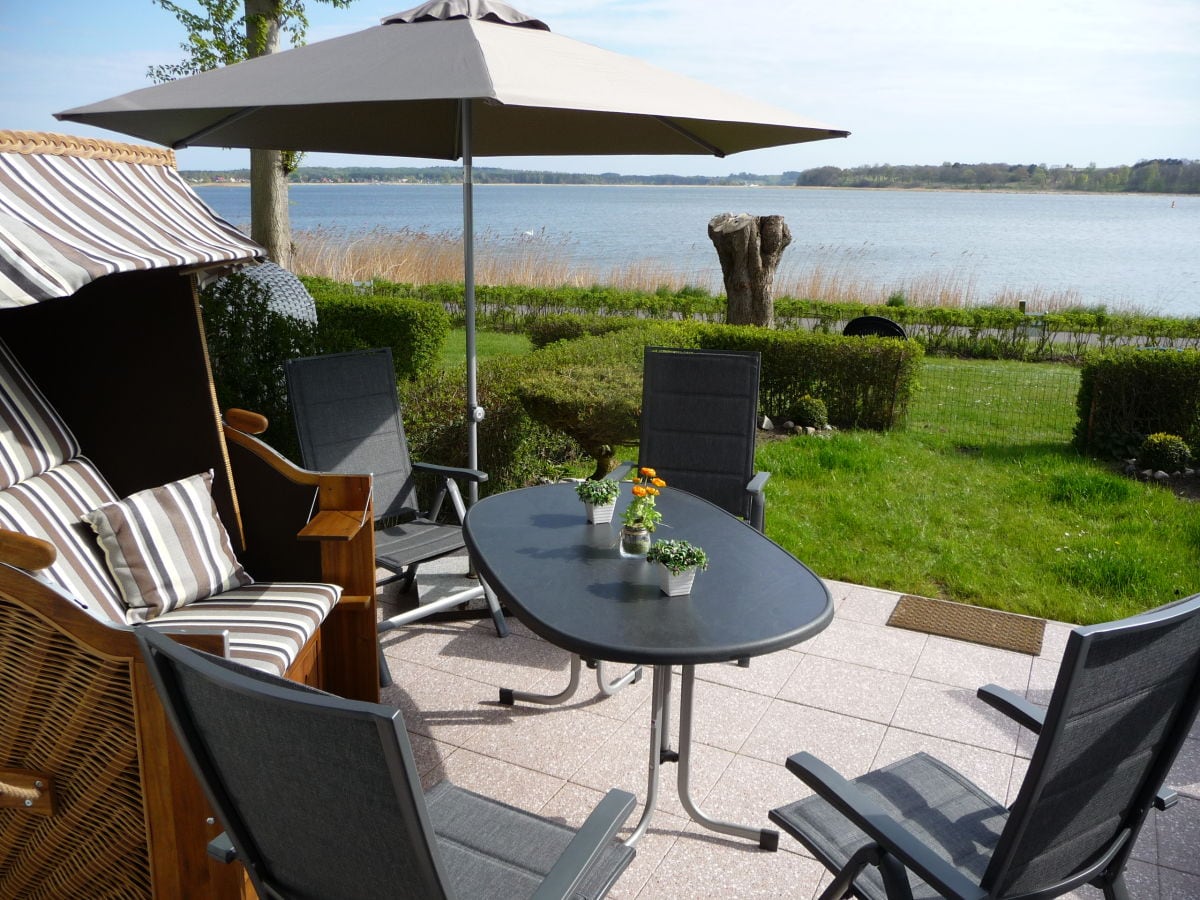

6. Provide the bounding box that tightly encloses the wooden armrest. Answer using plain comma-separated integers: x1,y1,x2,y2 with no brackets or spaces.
0,531,57,571
297,510,368,542
336,594,373,611
224,408,268,435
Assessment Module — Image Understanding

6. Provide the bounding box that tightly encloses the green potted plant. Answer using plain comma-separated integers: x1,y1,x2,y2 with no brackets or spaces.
646,538,709,596
575,478,621,524
619,467,665,555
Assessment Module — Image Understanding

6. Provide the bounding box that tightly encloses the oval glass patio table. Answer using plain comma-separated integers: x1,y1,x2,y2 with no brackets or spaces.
464,483,833,848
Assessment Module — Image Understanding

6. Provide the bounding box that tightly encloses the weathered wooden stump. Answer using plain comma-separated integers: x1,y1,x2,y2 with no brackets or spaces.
707,212,792,328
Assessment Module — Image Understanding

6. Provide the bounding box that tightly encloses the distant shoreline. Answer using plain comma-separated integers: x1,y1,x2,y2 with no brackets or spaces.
190,181,1186,198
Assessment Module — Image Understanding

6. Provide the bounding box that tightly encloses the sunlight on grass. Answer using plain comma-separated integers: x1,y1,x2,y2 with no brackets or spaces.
440,328,531,368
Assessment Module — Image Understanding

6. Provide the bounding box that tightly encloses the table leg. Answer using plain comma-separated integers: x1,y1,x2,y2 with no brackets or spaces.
677,665,779,851
624,664,671,846
499,654,582,706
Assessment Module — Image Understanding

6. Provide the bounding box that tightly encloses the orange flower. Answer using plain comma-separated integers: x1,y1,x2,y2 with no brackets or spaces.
647,487,660,496
632,485,648,497
651,477,666,488
640,467,656,477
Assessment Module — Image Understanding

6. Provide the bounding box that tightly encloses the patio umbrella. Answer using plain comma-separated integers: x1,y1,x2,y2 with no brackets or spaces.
58,0,849,498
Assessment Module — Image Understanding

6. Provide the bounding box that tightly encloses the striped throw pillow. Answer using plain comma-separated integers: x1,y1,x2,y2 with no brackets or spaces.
83,471,251,622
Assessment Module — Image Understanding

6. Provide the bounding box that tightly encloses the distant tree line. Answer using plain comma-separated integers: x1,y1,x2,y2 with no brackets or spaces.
794,159,1199,194
182,159,1199,193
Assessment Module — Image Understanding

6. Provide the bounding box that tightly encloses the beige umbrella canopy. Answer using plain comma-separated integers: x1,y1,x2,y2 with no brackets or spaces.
58,0,849,488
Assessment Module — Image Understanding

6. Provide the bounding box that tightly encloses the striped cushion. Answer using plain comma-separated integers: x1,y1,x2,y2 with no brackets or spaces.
0,458,125,622
0,338,79,488
145,582,341,677
84,471,251,623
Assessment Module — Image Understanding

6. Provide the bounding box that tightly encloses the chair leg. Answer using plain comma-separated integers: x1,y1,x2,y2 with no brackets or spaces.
377,643,394,688
399,563,418,594
1101,873,1132,900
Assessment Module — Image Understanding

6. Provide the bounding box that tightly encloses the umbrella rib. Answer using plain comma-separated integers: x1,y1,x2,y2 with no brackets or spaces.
654,117,726,158
171,107,265,149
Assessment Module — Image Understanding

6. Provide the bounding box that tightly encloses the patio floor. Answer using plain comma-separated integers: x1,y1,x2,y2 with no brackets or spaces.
378,555,1200,899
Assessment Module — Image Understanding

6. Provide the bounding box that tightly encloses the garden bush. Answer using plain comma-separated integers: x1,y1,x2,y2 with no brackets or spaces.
200,272,317,460
398,357,582,499
302,276,449,381
789,394,829,429
1139,433,1192,472
1074,348,1200,459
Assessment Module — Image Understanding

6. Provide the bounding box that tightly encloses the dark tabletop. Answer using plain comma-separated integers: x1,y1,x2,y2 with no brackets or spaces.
464,483,833,666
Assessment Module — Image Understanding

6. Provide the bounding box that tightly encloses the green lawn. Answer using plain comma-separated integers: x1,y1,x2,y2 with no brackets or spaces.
440,328,531,368
457,331,1200,624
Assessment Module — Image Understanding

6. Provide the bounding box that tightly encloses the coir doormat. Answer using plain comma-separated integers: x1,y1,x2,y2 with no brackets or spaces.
887,594,1045,656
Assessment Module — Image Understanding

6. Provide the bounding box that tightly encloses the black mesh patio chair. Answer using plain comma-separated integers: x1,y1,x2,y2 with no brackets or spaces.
135,626,637,900
842,315,907,339
287,349,508,648
770,593,1200,900
621,346,768,531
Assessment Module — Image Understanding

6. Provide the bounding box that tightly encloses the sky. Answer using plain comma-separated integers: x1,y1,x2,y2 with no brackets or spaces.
2,0,1197,176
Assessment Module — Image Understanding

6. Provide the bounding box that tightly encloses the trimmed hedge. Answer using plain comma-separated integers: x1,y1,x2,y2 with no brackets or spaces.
301,276,449,381
398,357,582,498
1073,348,1200,459
319,279,1200,361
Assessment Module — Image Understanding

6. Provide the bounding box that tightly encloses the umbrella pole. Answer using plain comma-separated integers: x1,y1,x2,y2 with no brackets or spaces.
462,101,480,506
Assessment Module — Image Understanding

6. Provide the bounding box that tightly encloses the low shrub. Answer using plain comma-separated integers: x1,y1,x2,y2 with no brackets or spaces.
789,394,829,429
200,272,318,460
526,313,643,349
1139,433,1192,472
1074,348,1200,459
398,358,582,499
302,276,449,381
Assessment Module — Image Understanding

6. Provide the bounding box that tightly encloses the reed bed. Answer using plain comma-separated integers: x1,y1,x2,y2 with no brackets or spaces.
291,226,1111,313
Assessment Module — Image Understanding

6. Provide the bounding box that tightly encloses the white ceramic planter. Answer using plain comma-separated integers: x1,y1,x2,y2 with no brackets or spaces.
584,501,616,524
658,565,697,596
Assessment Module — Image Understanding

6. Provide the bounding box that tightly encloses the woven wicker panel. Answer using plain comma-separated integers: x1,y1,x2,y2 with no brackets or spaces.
0,596,151,899
887,594,1045,656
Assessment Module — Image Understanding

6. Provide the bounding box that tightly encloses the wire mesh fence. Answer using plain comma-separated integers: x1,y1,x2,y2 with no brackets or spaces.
905,358,1082,445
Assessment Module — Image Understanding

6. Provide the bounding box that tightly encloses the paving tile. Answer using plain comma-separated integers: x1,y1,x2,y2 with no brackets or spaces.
1133,807,1160,865
692,648,803,697
742,698,887,778
569,714,735,822
827,580,902,626
911,634,1032,692
695,754,819,859
637,826,827,900
1156,795,1200,876
1037,620,1074,663
681,678,774,753
1159,865,1200,899
1025,656,1060,705
1120,857,1161,899
407,731,453,782
891,677,1021,754
381,657,509,746
804,616,927,674
428,746,567,813
1167,738,1200,800
873,727,1015,805
1007,755,1030,806
410,622,571,687
461,700,624,780
778,654,908,725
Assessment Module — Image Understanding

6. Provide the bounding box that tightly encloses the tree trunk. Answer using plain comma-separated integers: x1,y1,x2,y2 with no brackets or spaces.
708,213,792,329
245,0,292,268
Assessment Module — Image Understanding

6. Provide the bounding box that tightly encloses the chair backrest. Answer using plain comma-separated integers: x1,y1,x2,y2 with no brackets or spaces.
983,593,1200,897
287,348,417,521
136,627,453,900
639,347,761,521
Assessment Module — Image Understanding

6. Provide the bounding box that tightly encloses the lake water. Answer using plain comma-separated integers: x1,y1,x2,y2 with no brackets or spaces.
196,184,1199,317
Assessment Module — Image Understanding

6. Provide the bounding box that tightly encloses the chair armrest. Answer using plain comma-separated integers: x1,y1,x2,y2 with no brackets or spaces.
297,510,368,542
223,408,268,436
746,470,771,494
531,788,636,900
607,462,634,482
779,752,988,900
412,461,488,484
977,684,1045,733
1155,789,1179,811
0,530,56,571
